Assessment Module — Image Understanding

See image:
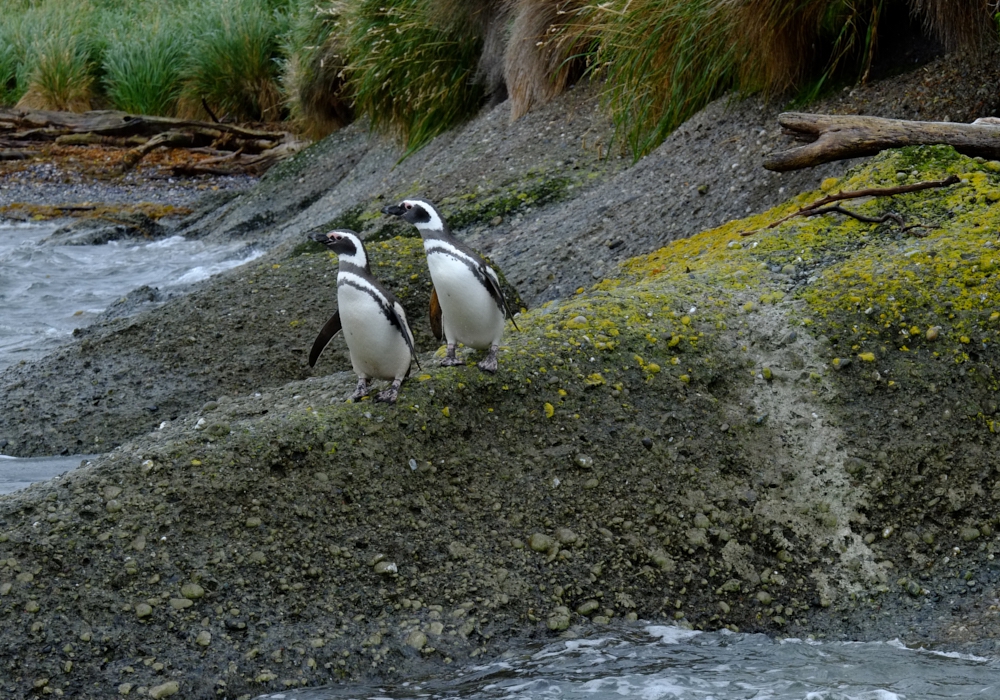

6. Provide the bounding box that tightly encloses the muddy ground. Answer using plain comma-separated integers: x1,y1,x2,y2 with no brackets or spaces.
2,48,1000,699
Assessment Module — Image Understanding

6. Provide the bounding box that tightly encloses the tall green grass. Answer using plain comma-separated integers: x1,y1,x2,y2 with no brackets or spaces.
344,0,485,153
102,17,186,116
180,0,289,122
11,0,100,111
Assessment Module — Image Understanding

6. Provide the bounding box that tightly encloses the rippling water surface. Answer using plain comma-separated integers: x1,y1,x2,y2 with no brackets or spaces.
254,625,1000,700
0,221,262,372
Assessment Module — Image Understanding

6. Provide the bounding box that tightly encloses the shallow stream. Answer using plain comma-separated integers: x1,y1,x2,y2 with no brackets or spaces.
0,221,261,372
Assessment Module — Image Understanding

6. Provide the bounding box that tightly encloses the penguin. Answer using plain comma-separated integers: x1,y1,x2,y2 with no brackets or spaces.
308,229,419,403
382,198,518,373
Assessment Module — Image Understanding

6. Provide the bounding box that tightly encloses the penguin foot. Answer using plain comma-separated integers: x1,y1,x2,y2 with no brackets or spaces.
440,344,463,366
477,346,499,373
375,379,402,404
347,377,370,402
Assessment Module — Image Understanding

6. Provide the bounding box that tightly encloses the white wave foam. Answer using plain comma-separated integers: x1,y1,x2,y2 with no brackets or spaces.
645,625,703,644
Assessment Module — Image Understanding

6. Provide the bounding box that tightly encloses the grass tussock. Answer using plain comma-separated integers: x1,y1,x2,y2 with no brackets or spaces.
179,0,288,122
344,0,485,153
13,0,99,112
281,0,352,139
102,16,185,116
504,0,596,120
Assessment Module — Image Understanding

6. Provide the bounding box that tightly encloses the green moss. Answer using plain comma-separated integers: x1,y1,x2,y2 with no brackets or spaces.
442,171,576,229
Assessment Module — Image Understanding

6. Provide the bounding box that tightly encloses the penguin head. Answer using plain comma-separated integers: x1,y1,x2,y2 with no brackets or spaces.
381,199,444,234
311,229,368,269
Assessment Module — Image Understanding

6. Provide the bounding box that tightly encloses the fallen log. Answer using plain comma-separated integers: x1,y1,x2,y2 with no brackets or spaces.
764,113,1000,171
0,106,305,175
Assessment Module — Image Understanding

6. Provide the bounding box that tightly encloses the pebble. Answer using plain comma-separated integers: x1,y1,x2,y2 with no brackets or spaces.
405,630,427,650
148,681,180,699
196,630,211,647
374,560,398,575
136,603,152,618
576,599,599,615
575,454,593,469
554,527,578,544
547,606,571,631
180,583,205,600
756,591,773,605
170,598,193,610
529,533,556,552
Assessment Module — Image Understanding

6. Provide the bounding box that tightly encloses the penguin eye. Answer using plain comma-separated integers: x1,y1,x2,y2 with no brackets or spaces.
404,203,412,210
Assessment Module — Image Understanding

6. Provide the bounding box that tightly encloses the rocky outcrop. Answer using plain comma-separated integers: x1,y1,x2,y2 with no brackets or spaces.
2,145,1000,698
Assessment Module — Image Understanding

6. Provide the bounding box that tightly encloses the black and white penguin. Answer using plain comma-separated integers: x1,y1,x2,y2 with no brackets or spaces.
382,198,518,372
308,229,419,403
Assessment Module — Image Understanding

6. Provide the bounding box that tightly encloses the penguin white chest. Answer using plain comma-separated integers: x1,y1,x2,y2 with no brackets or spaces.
426,252,505,349
337,283,411,380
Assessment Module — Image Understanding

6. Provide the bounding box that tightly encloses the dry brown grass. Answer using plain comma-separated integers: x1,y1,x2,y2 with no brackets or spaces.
503,0,595,120
910,0,996,52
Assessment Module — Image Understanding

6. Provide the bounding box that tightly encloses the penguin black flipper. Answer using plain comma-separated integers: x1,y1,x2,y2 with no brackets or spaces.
429,287,443,341
480,264,520,331
309,311,343,367
387,299,421,370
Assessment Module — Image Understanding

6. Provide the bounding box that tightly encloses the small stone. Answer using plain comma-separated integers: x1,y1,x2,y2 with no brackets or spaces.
576,599,599,615
529,533,556,552
547,606,571,631
118,682,132,695
554,528,578,545
135,604,152,619
641,437,653,449
574,454,593,469
181,583,205,600
196,631,211,647
374,560,398,575
693,513,711,529
718,601,731,614
926,326,940,341
131,535,146,551
906,580,923,596
0,582,11,596
776,550,793,563
106,500,122,513
961,527,981,542
406,630,427,650
206,422,230,438
245,517,262,528
170,598,193,610
584,478,599,489
756,591,773,605
25,600,40,613
148,681,179,699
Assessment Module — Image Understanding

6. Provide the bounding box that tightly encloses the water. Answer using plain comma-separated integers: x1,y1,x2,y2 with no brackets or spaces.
253,625,1000,700
0,454,99,495
0,220,264,491
0,221,263,372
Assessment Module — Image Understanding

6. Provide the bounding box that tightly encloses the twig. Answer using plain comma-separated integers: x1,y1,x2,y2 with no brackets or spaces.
740,174,960,236
804,205,904,226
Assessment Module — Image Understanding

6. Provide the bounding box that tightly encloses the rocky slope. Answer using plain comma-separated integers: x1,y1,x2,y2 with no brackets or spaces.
1,51,1000,699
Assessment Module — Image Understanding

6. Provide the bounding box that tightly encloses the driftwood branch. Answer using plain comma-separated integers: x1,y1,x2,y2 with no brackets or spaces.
0,107,304,175
765,113,1000,171
740,175,960,236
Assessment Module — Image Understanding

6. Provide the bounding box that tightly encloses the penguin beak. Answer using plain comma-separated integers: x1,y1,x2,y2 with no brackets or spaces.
310,231,331,243
382,204,405,217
